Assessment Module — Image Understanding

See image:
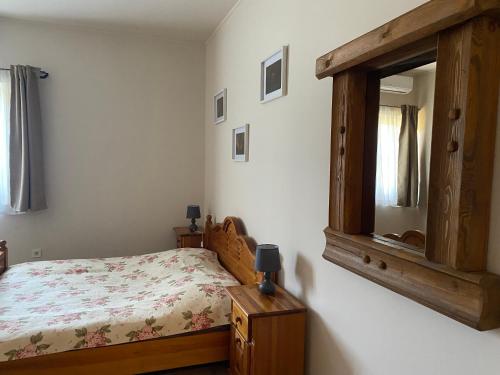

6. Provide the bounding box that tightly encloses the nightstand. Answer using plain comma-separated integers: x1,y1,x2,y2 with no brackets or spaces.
225,284,306,375
173,227,203,248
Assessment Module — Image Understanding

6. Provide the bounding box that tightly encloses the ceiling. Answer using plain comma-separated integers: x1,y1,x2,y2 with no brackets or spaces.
0,0,238,41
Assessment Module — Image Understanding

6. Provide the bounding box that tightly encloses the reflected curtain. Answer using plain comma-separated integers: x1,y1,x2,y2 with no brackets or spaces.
397,105,419,207
10,65,47,212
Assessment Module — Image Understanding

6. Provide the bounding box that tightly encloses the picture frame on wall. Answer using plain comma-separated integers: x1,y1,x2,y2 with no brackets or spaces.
260,45,288,103
214,88,227,124
232,124,249,162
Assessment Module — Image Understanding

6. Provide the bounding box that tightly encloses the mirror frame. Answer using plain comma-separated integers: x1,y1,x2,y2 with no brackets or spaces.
316,0,500,330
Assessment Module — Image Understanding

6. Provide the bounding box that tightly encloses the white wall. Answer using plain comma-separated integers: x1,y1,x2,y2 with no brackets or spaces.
416,70,436,225
204,1,500,374
0,18,205,265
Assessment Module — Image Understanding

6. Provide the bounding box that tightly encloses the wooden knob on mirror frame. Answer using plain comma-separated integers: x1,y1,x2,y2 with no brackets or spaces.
447,141,459,153
448,108,460,120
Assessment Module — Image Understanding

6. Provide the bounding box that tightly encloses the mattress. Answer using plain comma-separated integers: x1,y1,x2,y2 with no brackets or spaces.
0,248,240,361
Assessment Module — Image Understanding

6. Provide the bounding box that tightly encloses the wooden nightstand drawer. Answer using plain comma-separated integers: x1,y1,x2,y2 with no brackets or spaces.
180,234,202,248
226,284,306,375
173,227,203,249
230,325,250,375
231,302,250,340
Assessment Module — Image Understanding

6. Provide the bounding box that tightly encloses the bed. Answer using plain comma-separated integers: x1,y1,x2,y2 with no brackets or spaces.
0,215,265,375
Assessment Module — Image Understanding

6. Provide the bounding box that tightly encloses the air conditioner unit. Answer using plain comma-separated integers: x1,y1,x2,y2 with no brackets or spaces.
380,75,414,94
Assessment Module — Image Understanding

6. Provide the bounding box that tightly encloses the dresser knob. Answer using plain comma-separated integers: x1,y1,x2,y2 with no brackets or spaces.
363,255,371,264
340,126,346,134
447,141,459,153
378,261,387,270
340,147,345,156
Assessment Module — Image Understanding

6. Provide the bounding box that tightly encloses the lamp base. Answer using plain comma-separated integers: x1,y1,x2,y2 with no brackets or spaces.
189,218,198,232
258,272,275,295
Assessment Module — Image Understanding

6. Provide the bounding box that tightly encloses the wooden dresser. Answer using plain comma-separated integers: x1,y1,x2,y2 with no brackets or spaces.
173,227,203,248
226,284,306,375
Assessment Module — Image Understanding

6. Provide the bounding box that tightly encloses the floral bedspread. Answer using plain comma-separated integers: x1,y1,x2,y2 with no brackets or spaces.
0,248,240,361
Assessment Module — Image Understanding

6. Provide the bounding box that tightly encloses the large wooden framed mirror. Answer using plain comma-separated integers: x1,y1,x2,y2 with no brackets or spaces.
316,0,500,330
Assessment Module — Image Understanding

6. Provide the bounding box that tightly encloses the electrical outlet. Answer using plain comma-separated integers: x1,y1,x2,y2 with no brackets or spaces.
31,248,42,258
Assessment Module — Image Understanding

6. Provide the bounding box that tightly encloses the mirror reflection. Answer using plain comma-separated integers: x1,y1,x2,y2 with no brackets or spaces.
374,62,436,250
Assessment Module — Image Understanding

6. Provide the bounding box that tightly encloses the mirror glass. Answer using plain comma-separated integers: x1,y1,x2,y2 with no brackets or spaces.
373,62,436,250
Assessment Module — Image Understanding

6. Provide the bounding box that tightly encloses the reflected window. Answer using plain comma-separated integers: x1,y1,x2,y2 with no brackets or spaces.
373,62,436,247
375,106,401,206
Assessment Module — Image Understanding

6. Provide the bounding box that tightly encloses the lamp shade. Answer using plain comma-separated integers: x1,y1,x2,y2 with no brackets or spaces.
255,244,281,272
186,205,201,219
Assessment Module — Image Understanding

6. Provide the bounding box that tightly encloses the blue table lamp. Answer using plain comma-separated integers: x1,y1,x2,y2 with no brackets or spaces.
186,205,201,232
255,244,281,294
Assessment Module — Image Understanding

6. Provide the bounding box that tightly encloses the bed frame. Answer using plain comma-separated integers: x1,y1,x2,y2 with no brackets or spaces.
0,241,7,276
0,215,263,375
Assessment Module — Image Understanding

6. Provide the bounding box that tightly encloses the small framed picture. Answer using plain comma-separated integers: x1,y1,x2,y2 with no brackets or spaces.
232,124,249,162
260,46,288,103
214,88,227,124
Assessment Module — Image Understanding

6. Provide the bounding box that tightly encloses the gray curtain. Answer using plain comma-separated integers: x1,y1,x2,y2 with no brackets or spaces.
397,105,418,207
10,65,47,212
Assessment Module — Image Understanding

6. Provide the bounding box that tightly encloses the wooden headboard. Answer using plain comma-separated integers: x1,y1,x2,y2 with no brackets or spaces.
204,215,273,285
0,240,7,276
383,230,425,250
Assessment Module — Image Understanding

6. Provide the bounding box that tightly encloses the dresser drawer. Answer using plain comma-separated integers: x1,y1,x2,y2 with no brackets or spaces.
230,325,250,375
179,235,202,248
231,302,250,340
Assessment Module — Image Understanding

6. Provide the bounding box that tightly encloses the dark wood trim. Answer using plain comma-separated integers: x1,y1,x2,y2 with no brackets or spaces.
324,228,500,331
316,0,500,79
361,74,380,234
329,71,367,233
355,35,438,79
426,16,500,271
375,49,437,79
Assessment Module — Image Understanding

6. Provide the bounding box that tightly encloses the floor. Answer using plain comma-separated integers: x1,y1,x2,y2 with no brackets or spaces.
146,362,228,375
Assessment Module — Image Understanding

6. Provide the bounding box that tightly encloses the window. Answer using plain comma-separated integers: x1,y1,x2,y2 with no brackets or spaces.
375,106,401,206
0,70,11,213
